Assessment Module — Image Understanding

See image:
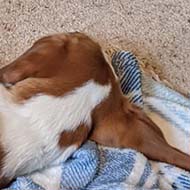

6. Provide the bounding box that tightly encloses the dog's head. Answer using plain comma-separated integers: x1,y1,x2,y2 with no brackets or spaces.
0,32,111,102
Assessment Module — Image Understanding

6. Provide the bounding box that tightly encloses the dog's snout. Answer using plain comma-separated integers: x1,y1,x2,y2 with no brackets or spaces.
1,70,17,84
0,65,22,87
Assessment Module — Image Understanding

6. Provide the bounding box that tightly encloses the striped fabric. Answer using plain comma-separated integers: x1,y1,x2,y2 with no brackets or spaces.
7,51,190,190
112,51,143,107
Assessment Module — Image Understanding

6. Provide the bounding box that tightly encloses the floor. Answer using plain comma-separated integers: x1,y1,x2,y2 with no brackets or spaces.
0,0,190,95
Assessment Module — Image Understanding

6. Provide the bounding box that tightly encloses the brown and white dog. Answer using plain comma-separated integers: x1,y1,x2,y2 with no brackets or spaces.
0,32,189,188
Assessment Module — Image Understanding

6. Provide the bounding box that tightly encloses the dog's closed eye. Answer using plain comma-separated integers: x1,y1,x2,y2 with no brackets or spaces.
3,83,13,88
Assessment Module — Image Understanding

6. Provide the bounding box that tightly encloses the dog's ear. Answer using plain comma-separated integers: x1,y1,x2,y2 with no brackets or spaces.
0,59,38,86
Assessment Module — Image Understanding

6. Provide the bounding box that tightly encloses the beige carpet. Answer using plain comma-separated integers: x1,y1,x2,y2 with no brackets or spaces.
0,0,190,95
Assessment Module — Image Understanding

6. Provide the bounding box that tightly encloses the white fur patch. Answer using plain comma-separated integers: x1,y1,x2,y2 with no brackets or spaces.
30,145,77,190
30,165,62,190
0,80,111,179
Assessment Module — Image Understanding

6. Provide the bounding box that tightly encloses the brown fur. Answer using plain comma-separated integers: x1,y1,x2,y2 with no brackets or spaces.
0,177,13,189
0,32,110,187
0,145,11,188
0,32,189,188
0,33,109,102
59,124,90,147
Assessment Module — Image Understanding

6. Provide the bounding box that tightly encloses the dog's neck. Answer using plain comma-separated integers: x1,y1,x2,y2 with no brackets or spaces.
14,80,111,134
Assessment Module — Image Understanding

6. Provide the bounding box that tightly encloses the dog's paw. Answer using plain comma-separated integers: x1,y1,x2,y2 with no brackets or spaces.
30,166,62,190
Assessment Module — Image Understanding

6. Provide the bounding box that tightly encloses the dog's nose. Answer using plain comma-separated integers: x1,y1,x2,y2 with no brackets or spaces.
0,78,12,88
0,66,17,88
0,73,14,88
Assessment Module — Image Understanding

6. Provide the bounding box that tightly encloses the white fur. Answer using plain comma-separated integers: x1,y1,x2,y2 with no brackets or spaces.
0,80,111,181
30,145,77,190
30,166,62,190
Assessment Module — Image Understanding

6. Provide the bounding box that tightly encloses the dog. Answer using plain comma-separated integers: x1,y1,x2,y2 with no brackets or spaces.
0,32,189,188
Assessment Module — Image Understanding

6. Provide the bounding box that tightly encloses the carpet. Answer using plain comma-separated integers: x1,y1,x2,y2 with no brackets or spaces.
0,0,190,95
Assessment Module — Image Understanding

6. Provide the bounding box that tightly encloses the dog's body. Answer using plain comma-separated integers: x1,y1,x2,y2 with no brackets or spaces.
0,81,110,185
0,32,189,188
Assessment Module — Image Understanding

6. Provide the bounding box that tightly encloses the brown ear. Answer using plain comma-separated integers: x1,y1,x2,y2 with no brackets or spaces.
0,60,35,85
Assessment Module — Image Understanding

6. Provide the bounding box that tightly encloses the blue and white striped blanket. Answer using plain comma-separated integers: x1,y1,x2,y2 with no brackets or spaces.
6,51,190,190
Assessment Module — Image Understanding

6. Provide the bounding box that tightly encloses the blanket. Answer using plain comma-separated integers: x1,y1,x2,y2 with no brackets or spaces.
5,51,190,190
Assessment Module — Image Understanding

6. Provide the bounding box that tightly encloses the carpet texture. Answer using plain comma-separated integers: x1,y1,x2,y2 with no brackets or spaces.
0,0,190,94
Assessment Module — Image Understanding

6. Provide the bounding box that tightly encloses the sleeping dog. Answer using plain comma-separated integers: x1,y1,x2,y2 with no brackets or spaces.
0,32,189,188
